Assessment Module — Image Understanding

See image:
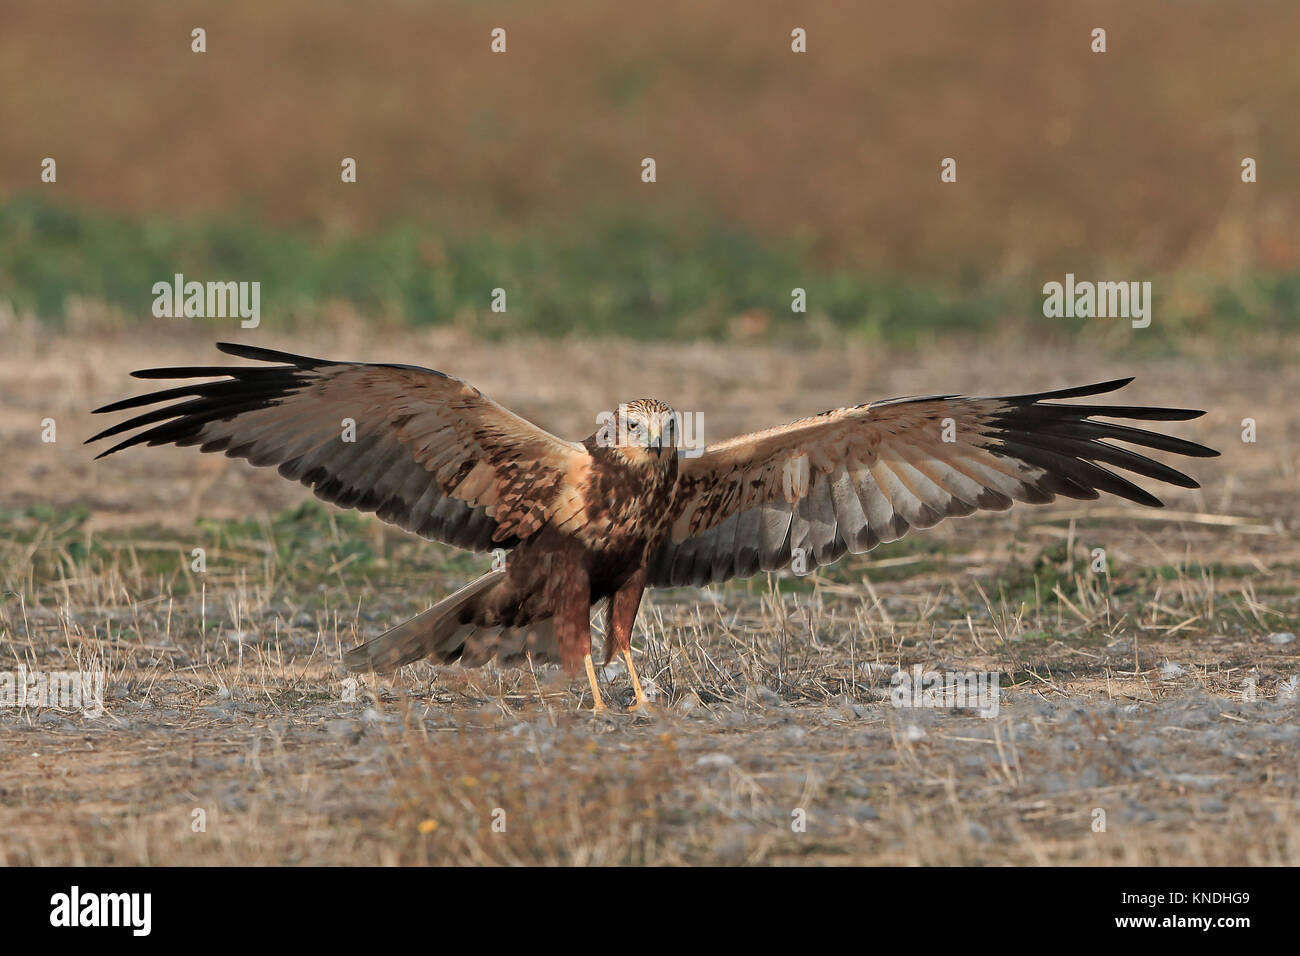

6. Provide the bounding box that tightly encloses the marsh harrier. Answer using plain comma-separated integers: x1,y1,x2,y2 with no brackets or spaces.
89,343,1218,712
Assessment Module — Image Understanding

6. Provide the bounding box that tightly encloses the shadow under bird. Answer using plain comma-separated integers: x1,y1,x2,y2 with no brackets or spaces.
88,343,1219,712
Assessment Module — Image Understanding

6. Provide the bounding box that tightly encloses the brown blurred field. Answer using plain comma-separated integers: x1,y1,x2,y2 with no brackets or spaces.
3,0,1298,280
1,322,1297,865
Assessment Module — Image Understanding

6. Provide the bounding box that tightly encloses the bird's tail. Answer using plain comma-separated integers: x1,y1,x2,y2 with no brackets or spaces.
343,571,506,673
343,570,563,672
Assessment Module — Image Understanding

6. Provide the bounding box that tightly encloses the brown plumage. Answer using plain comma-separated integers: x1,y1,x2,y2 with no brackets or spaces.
88,343,1219,711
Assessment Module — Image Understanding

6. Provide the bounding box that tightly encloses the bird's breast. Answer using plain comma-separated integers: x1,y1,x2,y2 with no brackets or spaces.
573,463,676,558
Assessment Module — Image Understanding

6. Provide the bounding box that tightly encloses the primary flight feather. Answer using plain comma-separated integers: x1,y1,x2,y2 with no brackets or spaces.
88,343,1219,712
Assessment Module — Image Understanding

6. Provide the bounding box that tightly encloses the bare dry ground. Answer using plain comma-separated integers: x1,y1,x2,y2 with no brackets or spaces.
1,316,1297,865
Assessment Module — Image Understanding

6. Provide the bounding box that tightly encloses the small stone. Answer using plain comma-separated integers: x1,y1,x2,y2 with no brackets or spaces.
695,753,735,769
1169,772,1221,790
755,686,783,708
830,694,867,719
1158,660,1185,679
673,691,702,715
1265,632,1295,646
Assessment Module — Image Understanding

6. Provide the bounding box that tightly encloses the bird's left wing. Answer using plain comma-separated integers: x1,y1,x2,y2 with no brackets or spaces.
648,378,1218,587
88,343,587,551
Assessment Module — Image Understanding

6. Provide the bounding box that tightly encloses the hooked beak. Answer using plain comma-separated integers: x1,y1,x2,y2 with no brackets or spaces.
648,419,664,457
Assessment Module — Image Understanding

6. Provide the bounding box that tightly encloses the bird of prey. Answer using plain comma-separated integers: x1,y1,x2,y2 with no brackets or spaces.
88,343,1218,712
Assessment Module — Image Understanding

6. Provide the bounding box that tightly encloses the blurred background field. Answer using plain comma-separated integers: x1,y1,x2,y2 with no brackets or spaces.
1,0,1298,345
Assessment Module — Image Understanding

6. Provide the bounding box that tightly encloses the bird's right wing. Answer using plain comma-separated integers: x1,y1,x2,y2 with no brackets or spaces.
88,343,588,552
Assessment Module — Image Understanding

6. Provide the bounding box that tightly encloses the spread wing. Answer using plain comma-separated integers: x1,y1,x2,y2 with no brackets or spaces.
648,378,1219,587
87,343,587,552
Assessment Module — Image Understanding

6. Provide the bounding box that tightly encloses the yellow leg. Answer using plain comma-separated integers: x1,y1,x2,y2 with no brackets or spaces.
583,653,608,713
624,648,654,714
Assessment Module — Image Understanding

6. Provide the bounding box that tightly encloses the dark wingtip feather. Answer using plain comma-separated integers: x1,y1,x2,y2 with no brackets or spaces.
1026,377,1135,402
216,342,329,366
983,380,1220,509
93,382,204,414
91,435,141,459
88,345,321,458
131,366,235,380
124,342,334,384
1090,406,1205,421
